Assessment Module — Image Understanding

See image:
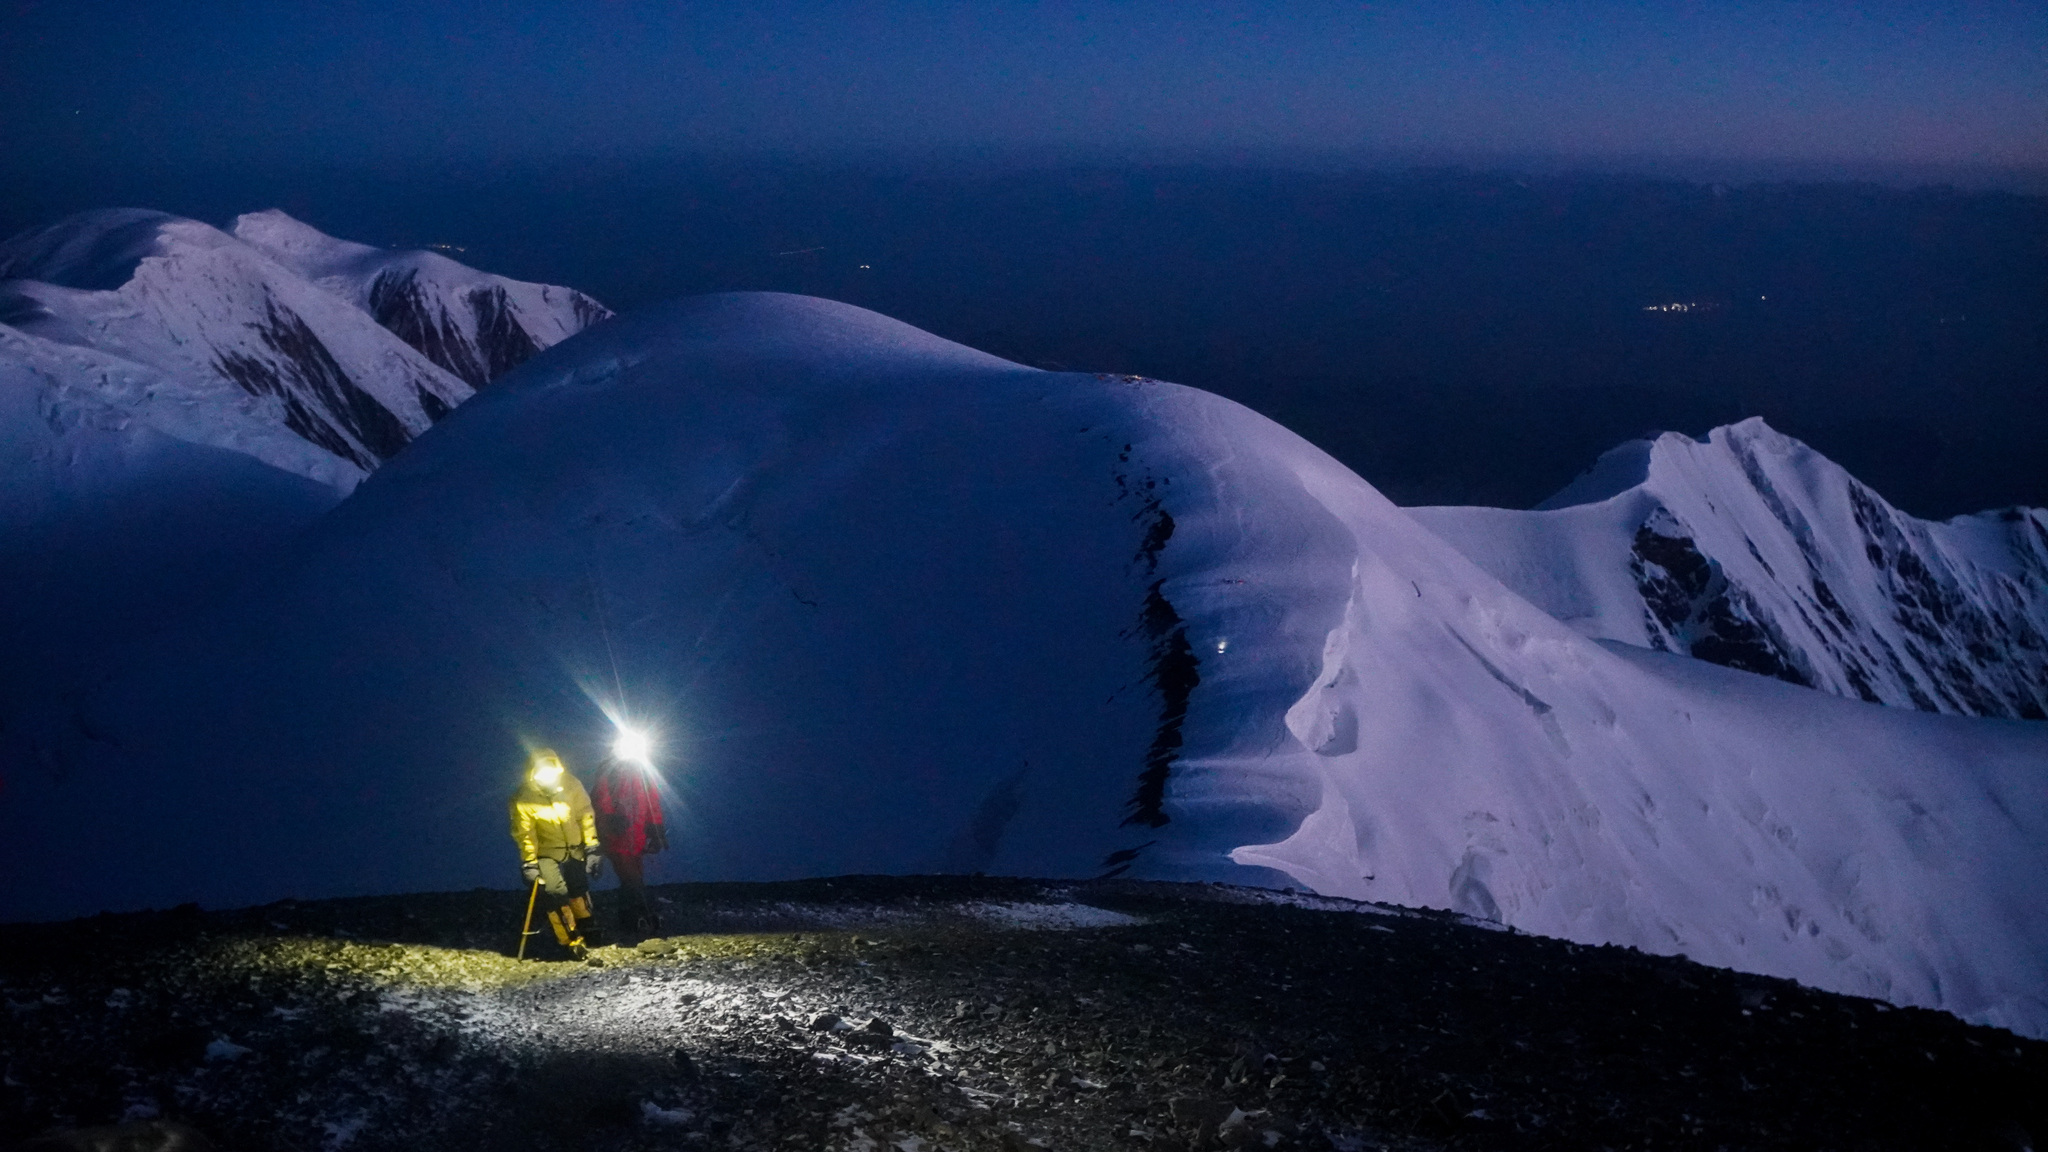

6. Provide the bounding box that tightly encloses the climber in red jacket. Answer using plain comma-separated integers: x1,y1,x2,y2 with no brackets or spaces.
591,735,668,937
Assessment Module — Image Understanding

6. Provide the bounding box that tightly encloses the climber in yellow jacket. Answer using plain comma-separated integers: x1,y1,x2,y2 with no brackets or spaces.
509,749,602,959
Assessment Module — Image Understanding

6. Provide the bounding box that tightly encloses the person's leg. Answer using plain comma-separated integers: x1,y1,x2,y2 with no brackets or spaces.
563,857,599,946
611,852,650,933
537,859,580,952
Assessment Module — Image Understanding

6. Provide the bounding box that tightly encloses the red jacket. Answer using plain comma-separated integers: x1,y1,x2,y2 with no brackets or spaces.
591,761,667,856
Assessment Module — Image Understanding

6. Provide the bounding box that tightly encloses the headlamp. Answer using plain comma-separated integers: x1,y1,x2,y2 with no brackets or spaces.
613,726,654,766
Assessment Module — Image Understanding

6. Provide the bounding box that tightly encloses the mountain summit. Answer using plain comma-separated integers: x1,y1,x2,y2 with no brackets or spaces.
1410,418,2048,720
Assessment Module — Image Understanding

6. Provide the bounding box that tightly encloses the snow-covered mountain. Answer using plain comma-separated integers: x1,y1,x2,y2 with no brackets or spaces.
0,208,609,489
1407,419,2048,720
231,209,609,391
15,295,2043,1038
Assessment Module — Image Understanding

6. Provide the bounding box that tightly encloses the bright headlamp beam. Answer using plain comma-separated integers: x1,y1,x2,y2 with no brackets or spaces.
613,726,654,765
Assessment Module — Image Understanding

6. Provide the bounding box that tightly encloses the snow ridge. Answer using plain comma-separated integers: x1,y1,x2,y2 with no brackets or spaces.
1408,418,2048,719
231,209,611,391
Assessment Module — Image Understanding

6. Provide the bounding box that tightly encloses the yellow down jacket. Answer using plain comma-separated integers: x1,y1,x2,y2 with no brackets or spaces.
509,773,599,864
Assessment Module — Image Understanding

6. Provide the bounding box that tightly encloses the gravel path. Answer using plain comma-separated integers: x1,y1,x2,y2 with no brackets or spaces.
3,877,2041,1151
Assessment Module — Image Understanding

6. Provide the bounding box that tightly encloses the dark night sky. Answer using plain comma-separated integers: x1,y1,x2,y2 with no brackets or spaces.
2,2,2043,516
4,1,2044,174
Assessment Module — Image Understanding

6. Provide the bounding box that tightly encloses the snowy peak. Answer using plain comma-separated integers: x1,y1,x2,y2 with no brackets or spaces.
231,210,611,389
0,209,609,489
223,208,382,270
1531,436,1654,510
1410,418,2048,719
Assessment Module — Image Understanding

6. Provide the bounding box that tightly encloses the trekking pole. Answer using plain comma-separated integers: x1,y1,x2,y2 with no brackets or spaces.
516,879,542,961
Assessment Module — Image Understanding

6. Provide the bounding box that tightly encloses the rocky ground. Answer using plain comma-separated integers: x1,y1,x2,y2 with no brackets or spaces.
2,877,2040,1152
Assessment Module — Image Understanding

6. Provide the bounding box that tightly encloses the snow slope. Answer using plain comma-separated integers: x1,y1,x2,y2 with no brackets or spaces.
0,324,342,775
1407,420,2048,719
10,296,2044,1038
0,209,608,489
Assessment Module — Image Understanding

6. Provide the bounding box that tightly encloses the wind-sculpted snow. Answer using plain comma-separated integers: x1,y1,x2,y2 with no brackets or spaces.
0,209,609,491
12,296,2045,1039
1409,420,2048,720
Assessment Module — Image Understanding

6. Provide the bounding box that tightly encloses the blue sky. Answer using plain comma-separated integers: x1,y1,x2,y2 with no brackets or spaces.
4,1,2043,170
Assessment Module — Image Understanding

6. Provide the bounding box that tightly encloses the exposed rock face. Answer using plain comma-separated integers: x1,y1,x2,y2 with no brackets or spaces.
1627,512,1811,686
0,208,609,491
367,268,505,389
1409,418,2048,720
212,297,416,470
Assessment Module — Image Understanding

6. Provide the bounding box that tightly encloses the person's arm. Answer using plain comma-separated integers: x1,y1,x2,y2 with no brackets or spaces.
510,800,537,862
510,800,541,881
640,775,668,851
574,780,600,851
644,776,666,830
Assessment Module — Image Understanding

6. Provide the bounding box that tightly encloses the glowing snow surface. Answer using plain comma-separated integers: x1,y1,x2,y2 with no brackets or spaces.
15,294,2045,1038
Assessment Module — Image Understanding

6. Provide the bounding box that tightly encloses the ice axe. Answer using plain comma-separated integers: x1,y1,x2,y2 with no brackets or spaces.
516,879,543,960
